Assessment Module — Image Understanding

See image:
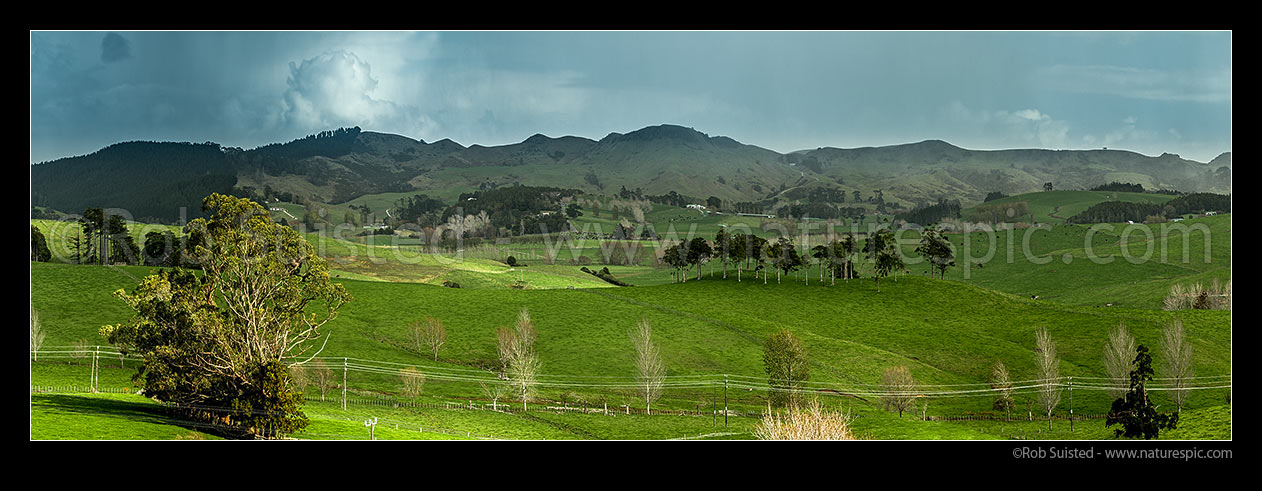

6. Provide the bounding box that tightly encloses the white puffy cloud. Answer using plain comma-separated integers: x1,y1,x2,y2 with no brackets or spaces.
277,50,430,138
940,101,1071,149
1011,109,1048,121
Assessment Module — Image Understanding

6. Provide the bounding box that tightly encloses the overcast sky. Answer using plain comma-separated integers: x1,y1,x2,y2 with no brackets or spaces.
29,30,1231,164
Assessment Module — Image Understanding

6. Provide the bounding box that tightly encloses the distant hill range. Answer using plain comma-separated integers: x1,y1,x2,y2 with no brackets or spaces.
30,124,1231,222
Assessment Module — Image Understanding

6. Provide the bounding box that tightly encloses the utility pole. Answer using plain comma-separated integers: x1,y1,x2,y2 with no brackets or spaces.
724,374,728,429
1068,376,1074,433
342,357,348,410
364,417,378,440
92,345,99,393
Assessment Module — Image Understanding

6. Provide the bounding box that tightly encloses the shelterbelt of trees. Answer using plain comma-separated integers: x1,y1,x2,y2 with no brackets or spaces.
660,225,954,293
1067,193,1230,224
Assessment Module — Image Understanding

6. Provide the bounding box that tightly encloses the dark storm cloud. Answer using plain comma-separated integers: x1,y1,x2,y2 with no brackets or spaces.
29,31,1231,165
100,33,131,63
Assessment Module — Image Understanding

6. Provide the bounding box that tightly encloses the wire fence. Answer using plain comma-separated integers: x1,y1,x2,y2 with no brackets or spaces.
32,349,1232,401
32,348,1232,439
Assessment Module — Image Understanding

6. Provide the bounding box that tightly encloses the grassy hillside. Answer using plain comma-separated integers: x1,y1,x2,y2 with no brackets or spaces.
31,393,225,440
32,208,1231,310
800,142,1226,206
916,214,1231,309
31,261,1231,439
32,219,184,264
962,190,1177,224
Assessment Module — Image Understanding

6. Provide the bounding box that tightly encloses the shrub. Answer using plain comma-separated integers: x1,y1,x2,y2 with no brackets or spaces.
754,398,854,440
1163,279,1230,310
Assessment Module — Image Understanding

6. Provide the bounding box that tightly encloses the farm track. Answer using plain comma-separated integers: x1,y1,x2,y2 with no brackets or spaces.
1047,205,1066,221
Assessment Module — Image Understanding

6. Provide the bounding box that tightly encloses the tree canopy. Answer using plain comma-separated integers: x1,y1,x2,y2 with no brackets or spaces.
1106,345,1179,440
763,329,809,408
102,193,351,437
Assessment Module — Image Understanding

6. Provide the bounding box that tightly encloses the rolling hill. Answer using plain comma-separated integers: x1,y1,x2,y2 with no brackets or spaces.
31,125,1231,223
787,141,1229,207
30,260,1232,439
961,190,1178,225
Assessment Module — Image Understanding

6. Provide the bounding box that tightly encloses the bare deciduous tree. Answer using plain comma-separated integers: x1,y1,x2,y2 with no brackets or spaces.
310,358,334,402
989,360,1014,420
408,316,447,362
880,366,917,417
30,306,45,361
399,366,425,403
631,317,665,414
1103,322,1136,400
71,338,90,366
754,397,855,440
496,326,515,379
1164,279,1231,310
480,380,510,411
1034,327,1061,430
1161,316,1194,413
504,309,540,411
290,363,309,394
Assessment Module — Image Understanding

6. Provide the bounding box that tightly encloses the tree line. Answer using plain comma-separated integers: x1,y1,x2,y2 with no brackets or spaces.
659,225,954,292
1091,181,1147,193
442,185,581,238
893,199,961,226
47,207,201,267
1066,192,1231,224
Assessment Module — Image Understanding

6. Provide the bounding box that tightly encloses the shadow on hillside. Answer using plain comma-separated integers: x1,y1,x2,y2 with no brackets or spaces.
32,393,229,439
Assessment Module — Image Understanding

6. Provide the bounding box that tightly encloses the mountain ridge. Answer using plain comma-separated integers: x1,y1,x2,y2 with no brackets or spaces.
30,124,1231,222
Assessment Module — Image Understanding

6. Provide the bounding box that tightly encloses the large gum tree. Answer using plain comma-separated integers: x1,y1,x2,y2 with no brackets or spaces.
102,193,351,438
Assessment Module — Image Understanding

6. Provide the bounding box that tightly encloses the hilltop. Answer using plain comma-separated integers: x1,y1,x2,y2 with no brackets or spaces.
31,125,1231,222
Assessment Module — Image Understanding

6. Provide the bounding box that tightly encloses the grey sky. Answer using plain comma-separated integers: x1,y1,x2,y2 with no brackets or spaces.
30,30,1231,164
